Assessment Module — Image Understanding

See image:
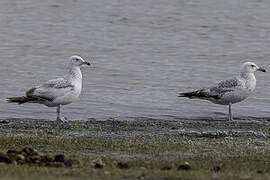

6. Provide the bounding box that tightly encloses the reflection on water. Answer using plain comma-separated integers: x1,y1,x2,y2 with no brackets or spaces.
0,0,270,121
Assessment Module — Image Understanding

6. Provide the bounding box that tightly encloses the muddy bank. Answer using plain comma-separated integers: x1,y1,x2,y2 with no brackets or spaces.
0,118,269,140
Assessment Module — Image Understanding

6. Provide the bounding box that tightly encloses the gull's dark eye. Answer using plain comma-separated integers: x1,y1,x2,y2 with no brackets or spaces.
76,58,79,61
251,64,255,68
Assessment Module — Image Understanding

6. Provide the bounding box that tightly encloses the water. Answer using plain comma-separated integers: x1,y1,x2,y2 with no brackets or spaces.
1,0,270,121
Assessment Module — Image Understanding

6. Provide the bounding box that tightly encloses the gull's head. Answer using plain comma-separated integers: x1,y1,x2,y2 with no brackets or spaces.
69,55,90,67
240,62,266,75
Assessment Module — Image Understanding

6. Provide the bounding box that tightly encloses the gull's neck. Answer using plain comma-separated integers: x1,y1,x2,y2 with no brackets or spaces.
240,71,256,91
240,71,255,80
67,65,82,82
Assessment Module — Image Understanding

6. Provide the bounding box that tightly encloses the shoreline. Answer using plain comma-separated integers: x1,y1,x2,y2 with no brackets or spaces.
0,117,269,139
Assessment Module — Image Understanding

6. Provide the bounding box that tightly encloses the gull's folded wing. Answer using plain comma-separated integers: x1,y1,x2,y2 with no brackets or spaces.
27,78,74,101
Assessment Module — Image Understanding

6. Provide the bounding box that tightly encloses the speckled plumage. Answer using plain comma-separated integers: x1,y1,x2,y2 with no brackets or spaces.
179,62,265,120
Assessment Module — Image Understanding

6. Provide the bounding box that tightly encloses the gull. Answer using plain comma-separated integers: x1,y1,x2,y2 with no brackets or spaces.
179,62,266,121
7,55,90,122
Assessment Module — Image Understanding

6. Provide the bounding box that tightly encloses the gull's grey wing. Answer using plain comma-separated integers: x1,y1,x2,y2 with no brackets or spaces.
41,78,73,89
208,77,242,98
180,77,243,100
26,78,74,101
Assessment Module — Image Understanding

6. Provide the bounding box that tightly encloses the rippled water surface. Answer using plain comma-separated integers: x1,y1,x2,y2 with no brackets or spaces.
1,0,270,121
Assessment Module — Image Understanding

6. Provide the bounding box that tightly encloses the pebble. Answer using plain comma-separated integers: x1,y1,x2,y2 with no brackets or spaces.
177,162,191,170
0,147,79,168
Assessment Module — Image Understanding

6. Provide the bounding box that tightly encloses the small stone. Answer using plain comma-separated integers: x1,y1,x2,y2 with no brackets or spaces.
6,150,25,163
0,153,11,164
40,155,54,163
17,154,25,161
38,155,54,166
161,165,172,170
177,162,191,170
54,154,65,163
92,158,105,168
0,120,9,124
211,166,221,172
6,150,20,155
117,162,129,169
22,147,39,156
257,170,263,174
6,153,19,162
16,154,25,164
26,155,42,164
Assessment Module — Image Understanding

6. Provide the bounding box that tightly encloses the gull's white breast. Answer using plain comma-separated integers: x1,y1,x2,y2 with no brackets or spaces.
53,79,82,105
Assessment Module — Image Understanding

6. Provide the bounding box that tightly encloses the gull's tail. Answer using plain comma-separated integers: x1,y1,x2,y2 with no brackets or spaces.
179,89,208,99
7,88,38,104
179,88,219,99
7,96,35,104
